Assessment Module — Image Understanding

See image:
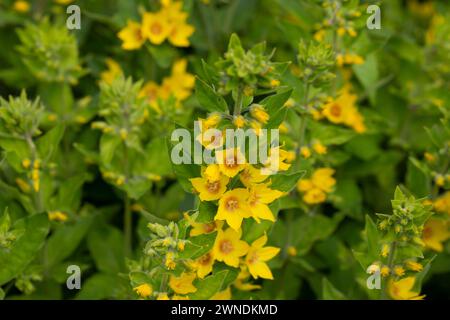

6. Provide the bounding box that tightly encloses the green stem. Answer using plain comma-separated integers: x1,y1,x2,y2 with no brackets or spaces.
381,241,397,300
124,194,132,257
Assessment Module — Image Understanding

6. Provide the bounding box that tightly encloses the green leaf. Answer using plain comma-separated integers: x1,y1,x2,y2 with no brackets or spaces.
0,287,4,300
0,213,50,286
87,224,125,274
45,215,93,268
261,89,292,129
365,215,380,260
212,263,239,291
322,278,346,300
353,53,378,104
100,134,121,164
76,274,124,300
189,270,230,300
197,202,217,223
195,77,229,113
270,171,304,192
179,232,217,260
36,124,65,160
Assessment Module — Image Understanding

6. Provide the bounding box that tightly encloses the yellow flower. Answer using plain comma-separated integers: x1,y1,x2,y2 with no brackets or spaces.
168,22,195,47
270,79,280,87
172,295,190,300
380,266,390,277
394,266,405,277
184,212,222,237
169,272,197,295
300,146,311,159
314,29,326,42
239,165,269,188
134,283,153,298
213,228,249,267
311,168,336,193
216,148,246,178
388,277,425,300
287,246,297,257
434,192,450,214
322,89,365,133
190,170,229,201
381,244,390,257
100,59,123,84
250,105,270,124
216,189,251,230
247,183,283,223
424,152,435,162
16,178,30,193
54,0,75,4
192,251,215,279
141,12,170,45
422,218,450,252
117,21,145,50
435,174,445,187
48,211,68,222
263,147,291,173
303,188,326,204
13,0,30,13
210,287,231,300
406,261,423,272
245,234,280,280
312,141,327,155
165,251,176,270
157,292,170,300
233,115,246,128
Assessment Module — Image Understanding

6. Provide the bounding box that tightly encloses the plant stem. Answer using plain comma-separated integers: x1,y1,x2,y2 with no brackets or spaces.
381,241,397,300
124,194,132,257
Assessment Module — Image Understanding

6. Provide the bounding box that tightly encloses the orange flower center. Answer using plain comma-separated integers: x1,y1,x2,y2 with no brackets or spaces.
422,226,432,239
225,197,239,211
151,22,162,35
225,155,239,169
220,240,233,254
247,251,258,264
203,222,216,233
199,253,212,265
206,180,220,193
330,103,342,117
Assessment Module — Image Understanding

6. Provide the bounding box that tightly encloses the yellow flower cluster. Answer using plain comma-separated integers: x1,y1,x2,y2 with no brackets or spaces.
18,158,41,193
139,59,195,113
336,53,364,67
48,211,68,222
297,168,336,205
319,89,366,133
388,277,425,300
118,0,195,50
300,140,327,159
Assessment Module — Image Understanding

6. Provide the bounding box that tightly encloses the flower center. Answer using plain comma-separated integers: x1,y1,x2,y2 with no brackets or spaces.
203,222,216,233
247,251,258,264
220,240,233,254
151,22,162,35
422,227,432,239
330,103,342,117
206,181,220,193
225,197,239,211
225,156,239,169
199,253,212,265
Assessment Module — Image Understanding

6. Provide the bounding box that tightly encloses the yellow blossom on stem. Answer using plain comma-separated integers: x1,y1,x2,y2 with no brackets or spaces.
191,251,215,279
250,105,270,124
215,148,246,178
190,170,229,201
245,234,280,280
388,277,425,300
406,261,423,272
134,283,153,298
239,165,269,188
210,287,232,300
247,183,283,223
48,211,68,222
216,189,251,230
117,20,145,50
394,265,405,277
141,12,171,45
312,141,327,155
422,218,450,252
300,146,311,159
213,228,249,267
169,272,197,295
